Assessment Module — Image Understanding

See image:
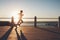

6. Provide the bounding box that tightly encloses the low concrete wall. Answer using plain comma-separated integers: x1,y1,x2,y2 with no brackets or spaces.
0,21,10,26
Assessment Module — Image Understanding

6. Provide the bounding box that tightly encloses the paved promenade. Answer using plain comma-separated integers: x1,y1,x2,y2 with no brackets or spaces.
0,26,60,40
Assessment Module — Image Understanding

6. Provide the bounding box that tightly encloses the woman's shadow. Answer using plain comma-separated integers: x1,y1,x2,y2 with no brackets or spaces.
15,27,27,40
0,25,14,40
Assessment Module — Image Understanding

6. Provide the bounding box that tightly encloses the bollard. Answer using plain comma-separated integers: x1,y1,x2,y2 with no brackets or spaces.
11,16,14,26
34,16,37,27
58,16,60,32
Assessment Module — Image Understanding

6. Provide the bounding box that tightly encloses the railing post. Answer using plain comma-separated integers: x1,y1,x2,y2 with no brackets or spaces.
34,16,37,27
58,16,60,32
11,16,14,26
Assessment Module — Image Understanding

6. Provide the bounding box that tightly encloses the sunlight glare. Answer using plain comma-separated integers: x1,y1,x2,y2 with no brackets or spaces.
11,11,19,24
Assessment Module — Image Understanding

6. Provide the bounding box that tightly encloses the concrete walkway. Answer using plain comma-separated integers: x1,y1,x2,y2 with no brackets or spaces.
0,26,60,40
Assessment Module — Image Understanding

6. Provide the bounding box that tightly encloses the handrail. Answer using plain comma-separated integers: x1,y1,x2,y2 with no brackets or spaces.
0,17,58,19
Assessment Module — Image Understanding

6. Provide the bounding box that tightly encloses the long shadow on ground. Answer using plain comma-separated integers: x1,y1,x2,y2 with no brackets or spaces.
20,30,27,40
0,26,14,40
15,27,27,40
36,27,60,34
15,28,21,40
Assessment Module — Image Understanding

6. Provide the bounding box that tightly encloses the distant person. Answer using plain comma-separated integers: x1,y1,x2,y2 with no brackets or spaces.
17,10,24,26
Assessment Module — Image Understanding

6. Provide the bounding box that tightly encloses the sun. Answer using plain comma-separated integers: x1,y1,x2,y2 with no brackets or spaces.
11,11,19,24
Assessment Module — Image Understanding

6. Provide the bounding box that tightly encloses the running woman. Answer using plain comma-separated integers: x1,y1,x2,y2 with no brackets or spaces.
17,10,24,26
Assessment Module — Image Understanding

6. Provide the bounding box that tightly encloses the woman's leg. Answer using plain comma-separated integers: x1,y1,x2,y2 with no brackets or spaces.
21,19,23,23
17,19,20,24
17,19,22,26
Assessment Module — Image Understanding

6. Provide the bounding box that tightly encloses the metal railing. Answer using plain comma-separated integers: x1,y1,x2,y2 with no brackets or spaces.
0,16,60,27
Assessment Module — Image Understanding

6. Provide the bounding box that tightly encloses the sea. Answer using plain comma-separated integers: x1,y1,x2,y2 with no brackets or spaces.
0,18,58,28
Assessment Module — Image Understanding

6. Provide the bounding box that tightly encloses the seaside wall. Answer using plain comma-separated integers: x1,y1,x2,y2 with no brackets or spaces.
0,21,10,26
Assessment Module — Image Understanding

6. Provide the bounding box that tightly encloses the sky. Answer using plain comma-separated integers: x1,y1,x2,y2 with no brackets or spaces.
0,0,60,18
